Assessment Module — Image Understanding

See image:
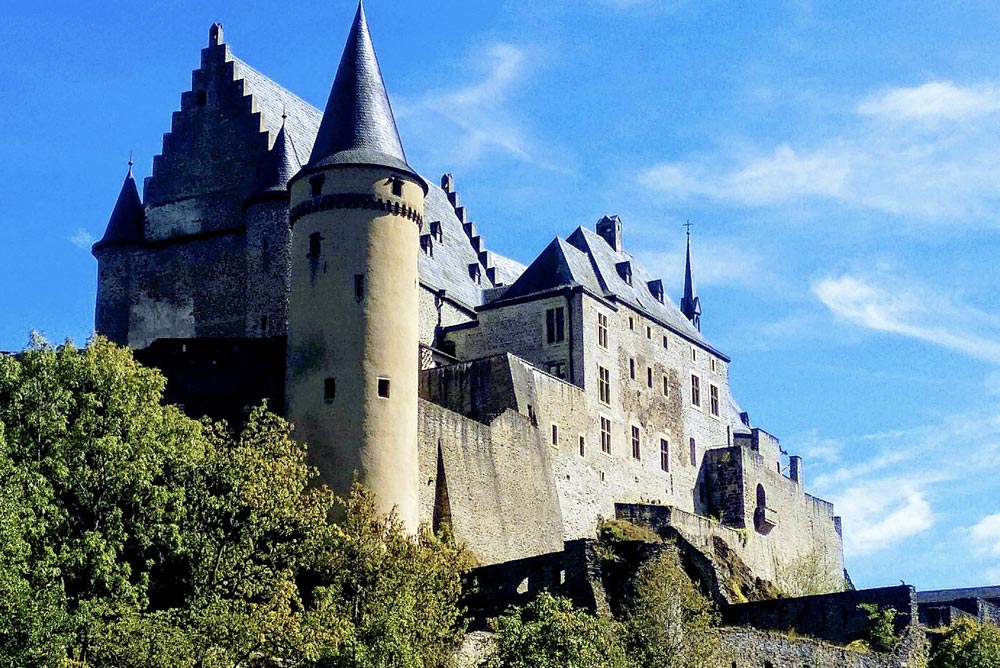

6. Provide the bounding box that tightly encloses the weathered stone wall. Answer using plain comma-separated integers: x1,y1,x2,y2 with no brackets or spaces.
245,200,290,337
418,400,565,565
721,627,926,668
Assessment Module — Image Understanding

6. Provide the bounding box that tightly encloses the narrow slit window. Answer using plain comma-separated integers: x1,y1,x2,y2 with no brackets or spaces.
354,274,365,302
377,377,390,398
579,435,586,457
662,334,669,349
551,424,559,446
600,416,612,454
629,358,636,380
691,374,701,407
647,366,653,389
689,437,697,467
660,438,670,472
662,375,669,397
324,377,336,403
631,425,641,460
309,175,324,197
308,232,321,259
390,177,404,197
261,314,268,334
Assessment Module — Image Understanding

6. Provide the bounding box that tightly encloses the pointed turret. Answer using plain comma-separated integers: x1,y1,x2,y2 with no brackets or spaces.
245,115,303,207
308,2,418,181
93,156,144,252
680,227,702,331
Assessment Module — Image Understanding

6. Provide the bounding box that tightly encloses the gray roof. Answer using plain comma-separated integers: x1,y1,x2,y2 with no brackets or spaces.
248,120,303,201
497,237,603,302
233,58,322,159
308,3,415,177
94,165,144,251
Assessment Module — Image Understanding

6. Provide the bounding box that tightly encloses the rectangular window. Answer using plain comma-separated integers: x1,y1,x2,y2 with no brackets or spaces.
377,377,390,399
597,313,609,349
308,232,321,258
662,334,669,349
354,274,365,302
647,366,653,389
547,361,566,379
324,377,336,403
710,384,720,417
546,307,565,343
660,438,670,472
689,437,697,467
629,358,636,380
710,357,718,373
662,375,669,397
527,404,538,426
600,417,612,454
628,316,634,331
631,425,641,460
598,366,611,404
309,175,324,197
551,424,559,446
691,347,698,362
646,325,652,339
691,375,701,407
579,435,586,457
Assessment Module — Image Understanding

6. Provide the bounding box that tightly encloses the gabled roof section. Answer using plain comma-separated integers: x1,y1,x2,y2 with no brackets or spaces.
565,226,727,359
246,118,303,204
492,237,603,302
309,3,416,177
93,161,144,252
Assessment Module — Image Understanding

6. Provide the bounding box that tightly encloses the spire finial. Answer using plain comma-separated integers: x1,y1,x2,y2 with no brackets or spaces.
683,219,693,236
281,105,288,124
680,221,701,331
127,150,135,177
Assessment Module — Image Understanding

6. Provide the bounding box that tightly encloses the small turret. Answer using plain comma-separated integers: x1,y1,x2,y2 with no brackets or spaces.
244,114,303,208
93,155,144,252
680,225,701,331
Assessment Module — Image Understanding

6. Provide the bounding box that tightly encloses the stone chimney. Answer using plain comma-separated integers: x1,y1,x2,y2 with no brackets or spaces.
596,215,622,252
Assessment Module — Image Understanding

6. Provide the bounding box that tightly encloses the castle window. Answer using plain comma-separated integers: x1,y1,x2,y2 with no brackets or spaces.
468,263,482,284
663,334,669,349
262,237,269,253
691,347,697,362
420,234,434,257
551,424,559,446
600,416,612,454
324,377,336,403
354,274,365,302
547,361,566,379
689,437,697,467
597,313,608,349
660,438,670,472
377,377,391,399
389,177,404,197
628,316,634,331
309,175,324,197
646,325,651,339
527,404,538,426
691,374,701,407
261,314,268,334
662,375,669,397
710,357,718,373
710,384,720,417
631,425,641,460
546,307,565,343
598,366,611,404
629,358,636,380
430,220,443,241
579,435,586,457
647,366,653,389
308,232,321,259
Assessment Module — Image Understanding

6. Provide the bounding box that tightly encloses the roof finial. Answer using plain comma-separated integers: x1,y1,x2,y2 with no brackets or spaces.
281,105,287,124
209,22,224,47
683,219,693,235
127,150,135,176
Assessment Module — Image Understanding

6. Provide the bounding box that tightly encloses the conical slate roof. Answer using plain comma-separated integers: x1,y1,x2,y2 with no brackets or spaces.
247,118,303,204
309,2,417,178
93,161,144,252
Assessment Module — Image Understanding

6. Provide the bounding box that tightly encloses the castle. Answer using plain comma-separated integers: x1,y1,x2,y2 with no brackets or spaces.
91,3,845,595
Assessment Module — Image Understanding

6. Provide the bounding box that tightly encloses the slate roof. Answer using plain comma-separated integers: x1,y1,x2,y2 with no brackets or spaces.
308,3,416,178
94,164,144,251
247,120,303,201
233,58,322,159
486,225,727,359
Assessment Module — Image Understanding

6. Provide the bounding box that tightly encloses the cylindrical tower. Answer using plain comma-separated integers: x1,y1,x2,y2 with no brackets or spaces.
285,2,426,531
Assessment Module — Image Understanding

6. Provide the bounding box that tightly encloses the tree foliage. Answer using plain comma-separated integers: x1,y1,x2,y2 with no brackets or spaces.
0,336,469,667
930,617,1000,668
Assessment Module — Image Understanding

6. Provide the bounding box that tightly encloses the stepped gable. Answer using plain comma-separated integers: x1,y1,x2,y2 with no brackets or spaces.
93,160,144,251
308,2,416,178
565,226,727,359
142,23,320,241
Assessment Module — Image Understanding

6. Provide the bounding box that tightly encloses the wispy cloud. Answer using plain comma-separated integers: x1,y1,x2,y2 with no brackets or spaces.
812,272,1000,364
637,80,1000,222
969,513,1000,557
69,228,95,250
396,43,569,171
859,81,1000,122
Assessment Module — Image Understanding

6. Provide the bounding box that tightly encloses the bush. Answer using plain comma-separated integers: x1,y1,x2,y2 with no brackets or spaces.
930,617,1000,668
858,603,901,653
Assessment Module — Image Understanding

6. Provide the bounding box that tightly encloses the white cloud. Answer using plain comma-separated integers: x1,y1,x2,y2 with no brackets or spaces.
69,228,95,250
969,513,1000,556
812,272,1000,364
396,43,568,170
637,80,1000,222
834,484,933,555
858,81,1000,122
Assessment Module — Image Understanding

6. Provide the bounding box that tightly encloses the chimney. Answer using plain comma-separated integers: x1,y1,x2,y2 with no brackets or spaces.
596,215,622,252
789,455,803,487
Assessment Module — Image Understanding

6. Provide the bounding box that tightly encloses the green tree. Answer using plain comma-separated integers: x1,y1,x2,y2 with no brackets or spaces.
622,547,720,668
486,592,629,668
930,617,1000,668
0,336,470,667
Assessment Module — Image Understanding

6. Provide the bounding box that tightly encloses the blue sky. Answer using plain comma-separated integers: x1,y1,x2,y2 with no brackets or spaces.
3,0,1000,590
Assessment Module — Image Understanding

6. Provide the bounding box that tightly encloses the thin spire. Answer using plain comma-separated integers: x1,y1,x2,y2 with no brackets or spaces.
680,222,702,331
93,154,145,252
308,1,417,178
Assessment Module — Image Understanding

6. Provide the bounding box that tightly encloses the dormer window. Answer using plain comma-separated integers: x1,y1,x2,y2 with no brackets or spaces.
420,234,434,257
430,220,444,241
616,260,633,286
648,279,664,304
468,263,482,285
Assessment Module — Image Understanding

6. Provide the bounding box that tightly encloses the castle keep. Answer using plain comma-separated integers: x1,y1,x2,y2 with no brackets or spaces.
93,4,844,593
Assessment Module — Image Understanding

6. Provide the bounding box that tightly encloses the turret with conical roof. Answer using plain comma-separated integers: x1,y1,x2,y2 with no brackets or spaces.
680,227,702,331
93,157,145,252
246,116,303,207
285,1,425,531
